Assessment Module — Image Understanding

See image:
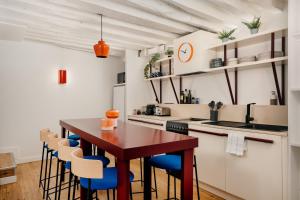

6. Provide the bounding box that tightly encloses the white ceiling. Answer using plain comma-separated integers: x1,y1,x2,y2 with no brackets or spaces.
0,0,287,57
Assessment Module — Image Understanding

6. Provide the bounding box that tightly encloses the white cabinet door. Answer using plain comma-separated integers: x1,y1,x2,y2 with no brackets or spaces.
189,126,226,190
225,131,283,200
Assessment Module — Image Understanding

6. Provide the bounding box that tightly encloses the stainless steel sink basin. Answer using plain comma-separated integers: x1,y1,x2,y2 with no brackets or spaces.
239,124,288,132
203,121,288,132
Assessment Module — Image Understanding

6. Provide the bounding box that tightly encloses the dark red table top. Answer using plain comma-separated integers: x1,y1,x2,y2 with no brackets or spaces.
60,118,198,160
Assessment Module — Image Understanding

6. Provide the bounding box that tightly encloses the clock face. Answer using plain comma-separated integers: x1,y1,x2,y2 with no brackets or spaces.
178,42,194,63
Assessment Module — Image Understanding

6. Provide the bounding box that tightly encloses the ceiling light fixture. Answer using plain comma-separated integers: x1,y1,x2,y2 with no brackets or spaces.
94,14,110,58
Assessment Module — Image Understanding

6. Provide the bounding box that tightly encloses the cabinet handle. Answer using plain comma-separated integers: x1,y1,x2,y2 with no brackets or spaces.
188,129,274,144
128,119,164,126
188,129,227,137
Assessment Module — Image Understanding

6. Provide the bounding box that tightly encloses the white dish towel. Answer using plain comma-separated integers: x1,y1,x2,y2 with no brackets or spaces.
226,133,247,156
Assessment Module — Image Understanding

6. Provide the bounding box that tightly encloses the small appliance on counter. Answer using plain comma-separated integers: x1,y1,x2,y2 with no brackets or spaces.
154,106,171,116
145,104,156,115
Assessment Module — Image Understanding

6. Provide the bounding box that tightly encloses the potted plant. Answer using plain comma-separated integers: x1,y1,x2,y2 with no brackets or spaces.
242,16,262,34
144,53,160,79
218,29,236,43
165,48,174,57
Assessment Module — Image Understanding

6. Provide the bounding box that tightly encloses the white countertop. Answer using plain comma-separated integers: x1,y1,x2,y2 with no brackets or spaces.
189,121,288,137
128,115,288,137
128,114,185,121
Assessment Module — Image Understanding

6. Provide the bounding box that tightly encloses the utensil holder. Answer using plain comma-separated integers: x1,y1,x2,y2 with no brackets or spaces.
210,110,218,121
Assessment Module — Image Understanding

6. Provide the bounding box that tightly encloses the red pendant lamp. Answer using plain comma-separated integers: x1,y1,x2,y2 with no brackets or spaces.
94,14,110,58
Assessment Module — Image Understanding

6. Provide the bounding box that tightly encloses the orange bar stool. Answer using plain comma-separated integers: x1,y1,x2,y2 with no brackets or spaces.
71,148,134,200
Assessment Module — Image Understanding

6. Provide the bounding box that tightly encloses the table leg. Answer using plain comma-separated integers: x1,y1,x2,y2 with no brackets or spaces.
117,159,130,200
181,149,193,200
143,156,152,200
61,127,66,181
80,138,92,200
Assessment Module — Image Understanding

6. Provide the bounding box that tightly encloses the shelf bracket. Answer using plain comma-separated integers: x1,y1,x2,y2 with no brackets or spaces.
169,77,179,104
150,80,160,103
223,45,238,105
270,32,285,105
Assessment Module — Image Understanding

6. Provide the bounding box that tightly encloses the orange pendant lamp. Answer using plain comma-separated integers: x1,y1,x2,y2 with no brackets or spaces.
94,14,110,58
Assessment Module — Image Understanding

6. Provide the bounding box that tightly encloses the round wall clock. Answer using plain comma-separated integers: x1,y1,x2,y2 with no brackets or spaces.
177,42,194,63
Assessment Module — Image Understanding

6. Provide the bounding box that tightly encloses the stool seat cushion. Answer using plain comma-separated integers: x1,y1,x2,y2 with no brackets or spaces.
68,134,80,141
52,151,58,157
65,155,110,170
149,154,181,172
69,139,79,147
80,167,134,190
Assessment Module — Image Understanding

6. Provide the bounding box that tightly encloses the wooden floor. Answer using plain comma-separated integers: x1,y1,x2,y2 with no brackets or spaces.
0,156,224,200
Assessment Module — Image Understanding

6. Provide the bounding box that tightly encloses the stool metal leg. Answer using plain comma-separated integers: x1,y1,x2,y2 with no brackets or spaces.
140,158,143,186
194,156,200,200
43,149,49,199
129,184,133,200
72,175,77,200
58,166,63,200
107,190,110,200
87,179,92,200
39,142,45,188
54,159,60,200
46,152,53,200
67,166,73,200
113,189,115,200
167,173,170,200
153,167,158,198
174,177,176,200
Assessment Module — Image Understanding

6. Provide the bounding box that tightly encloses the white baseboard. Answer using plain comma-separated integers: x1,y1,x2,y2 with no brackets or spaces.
16,155,41,164
0,176,17,185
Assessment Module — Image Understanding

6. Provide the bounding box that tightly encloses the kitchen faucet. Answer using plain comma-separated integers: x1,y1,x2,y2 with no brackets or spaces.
245,103,256,124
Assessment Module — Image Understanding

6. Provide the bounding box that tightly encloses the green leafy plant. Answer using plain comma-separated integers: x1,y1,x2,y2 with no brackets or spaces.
165,49,174,57
218,29,236,41
149,53,160,65
144,63,150,78
144,53,160,79
242,16,262,30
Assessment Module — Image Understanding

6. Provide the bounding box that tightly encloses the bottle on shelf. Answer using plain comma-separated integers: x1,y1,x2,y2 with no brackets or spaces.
187,90,192,104
184,89,188,104
270,91,278,105
180,91,184,104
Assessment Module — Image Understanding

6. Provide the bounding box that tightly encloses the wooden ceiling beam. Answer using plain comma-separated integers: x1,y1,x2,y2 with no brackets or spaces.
76,0,197,34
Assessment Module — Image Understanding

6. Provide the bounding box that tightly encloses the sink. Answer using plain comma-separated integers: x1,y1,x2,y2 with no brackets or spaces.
203,121,288,132
203,121,246,128
240,124,288,132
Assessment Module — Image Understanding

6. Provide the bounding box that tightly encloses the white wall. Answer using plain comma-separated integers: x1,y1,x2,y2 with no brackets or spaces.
0,40,124,163
125,49,153,116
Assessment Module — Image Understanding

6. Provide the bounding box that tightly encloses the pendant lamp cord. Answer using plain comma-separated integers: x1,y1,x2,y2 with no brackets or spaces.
100,14,103,40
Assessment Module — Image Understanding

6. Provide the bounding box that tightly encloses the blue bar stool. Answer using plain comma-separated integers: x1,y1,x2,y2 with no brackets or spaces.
71,148,134,200
57,139,111,200
149,154,200,200
39,128,51,197
44,134,80,200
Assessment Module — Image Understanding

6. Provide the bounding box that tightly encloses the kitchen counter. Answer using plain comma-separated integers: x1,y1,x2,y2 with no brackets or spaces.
189,121,288,137
128,114,184,121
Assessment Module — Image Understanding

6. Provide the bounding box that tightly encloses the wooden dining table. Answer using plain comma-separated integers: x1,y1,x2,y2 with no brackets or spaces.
60,118,198,200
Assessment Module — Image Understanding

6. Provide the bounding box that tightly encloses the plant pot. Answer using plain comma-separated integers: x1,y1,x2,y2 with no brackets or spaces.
221,38,230,43
210,110,219,122
250,28,259,34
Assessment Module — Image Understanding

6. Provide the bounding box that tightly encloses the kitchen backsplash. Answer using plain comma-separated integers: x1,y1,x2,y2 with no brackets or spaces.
159,104,288,126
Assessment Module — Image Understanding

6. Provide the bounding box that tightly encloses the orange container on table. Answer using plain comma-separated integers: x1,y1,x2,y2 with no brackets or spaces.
106,109,120,127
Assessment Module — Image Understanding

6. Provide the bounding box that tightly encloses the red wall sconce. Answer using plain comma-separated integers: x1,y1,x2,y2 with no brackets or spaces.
58,69,67,84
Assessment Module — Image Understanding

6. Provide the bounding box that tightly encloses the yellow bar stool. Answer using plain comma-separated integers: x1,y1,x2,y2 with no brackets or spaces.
71,148,135,200
39,128,50,189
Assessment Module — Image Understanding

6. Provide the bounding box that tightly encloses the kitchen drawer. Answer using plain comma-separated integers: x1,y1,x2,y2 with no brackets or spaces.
127,118,165,130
